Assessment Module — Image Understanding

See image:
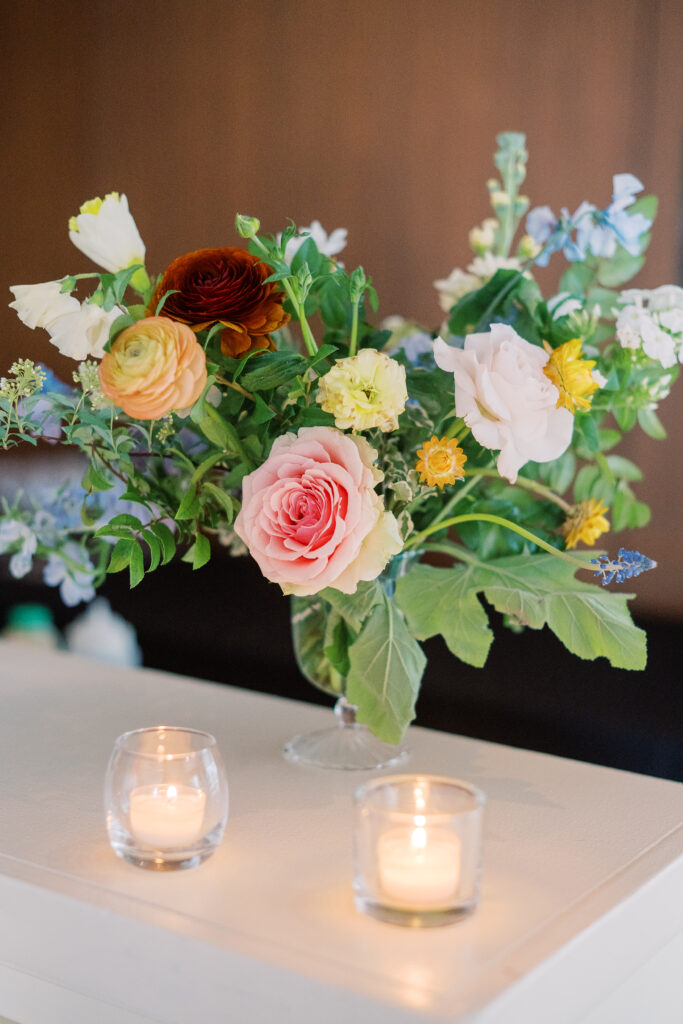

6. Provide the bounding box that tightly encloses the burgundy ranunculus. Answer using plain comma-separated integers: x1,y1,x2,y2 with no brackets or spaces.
149,247,290,357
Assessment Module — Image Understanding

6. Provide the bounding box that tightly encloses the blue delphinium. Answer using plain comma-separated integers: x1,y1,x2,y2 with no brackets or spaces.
526,174,652,266
591,548,657,586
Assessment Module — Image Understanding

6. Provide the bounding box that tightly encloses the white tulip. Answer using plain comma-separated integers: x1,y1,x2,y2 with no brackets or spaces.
9,281,79,330
68,192,145,274
47,302,123,361
281,220,347,265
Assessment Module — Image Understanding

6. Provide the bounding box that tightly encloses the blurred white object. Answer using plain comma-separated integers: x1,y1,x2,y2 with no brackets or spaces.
1,604,61,649
65,598,141,666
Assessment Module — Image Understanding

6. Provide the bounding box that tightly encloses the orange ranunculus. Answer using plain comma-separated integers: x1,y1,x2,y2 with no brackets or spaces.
98,316,207,420
148,247,290,358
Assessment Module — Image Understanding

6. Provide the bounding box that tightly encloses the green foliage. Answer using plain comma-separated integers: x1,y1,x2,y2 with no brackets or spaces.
346,592,426,744
396,555,646,671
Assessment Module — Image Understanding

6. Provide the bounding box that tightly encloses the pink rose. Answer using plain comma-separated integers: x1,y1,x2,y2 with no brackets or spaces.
234,426,402,596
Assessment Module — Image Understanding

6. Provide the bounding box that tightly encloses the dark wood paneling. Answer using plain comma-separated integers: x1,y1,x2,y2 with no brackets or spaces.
2,0,682,613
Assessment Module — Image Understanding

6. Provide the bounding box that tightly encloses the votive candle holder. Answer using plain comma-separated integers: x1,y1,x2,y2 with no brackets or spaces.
105,726,229,870
353,774,485,927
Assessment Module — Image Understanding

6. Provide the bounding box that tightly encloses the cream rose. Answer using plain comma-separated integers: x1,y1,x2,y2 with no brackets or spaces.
234,426,402,596
434,325,573,483
98,316,207,419
317,349,407,432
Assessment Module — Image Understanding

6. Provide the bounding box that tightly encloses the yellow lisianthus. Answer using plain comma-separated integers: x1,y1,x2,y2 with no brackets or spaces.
543,338,601,413
317,349,407,433
560,498,610,549
416,436,467,487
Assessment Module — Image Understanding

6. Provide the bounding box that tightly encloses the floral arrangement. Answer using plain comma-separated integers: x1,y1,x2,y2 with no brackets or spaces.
2,133,678,744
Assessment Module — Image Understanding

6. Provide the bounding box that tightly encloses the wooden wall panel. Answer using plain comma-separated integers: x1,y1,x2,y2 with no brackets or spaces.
2,0,682,614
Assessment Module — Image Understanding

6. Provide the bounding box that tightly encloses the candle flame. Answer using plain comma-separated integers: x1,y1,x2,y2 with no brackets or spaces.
411,825,427,850
167,784,178,802
414,785,426,811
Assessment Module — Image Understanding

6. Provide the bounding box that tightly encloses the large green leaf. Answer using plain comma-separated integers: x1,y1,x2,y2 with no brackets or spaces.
321,579,383,632
395,564,493,667
346,595,426,744
397,554,646,671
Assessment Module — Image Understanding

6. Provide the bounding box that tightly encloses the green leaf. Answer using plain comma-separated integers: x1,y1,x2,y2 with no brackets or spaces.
155,288,180,316
140,529,161,572
250,393,276,424
150,521,176,565
448,269,519,334
574,465,601,502
346,594,426,744
559,262,594,297
614,405,638,432
321,580,384,633
106,538,134,574
192,532,211,569
109,513,143,530
597,248,644,288
323,616,352,678
176,486,200,520
240,352,308,391
202,481,236,521
605,455,643,482
637,408,666,439
129,542,145,588
545,451,576,494
628,195,658,222
196,406,243,453
395,564,493,668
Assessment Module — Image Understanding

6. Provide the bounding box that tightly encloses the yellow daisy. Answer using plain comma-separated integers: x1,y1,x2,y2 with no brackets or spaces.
543,338,600,413
560,498,610,549
416,436,467,487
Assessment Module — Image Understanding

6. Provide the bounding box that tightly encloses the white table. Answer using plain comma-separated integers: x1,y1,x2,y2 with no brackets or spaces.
0,641,681,1023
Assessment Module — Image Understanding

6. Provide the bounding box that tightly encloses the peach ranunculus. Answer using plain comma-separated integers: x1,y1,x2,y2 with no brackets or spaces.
234,426,403,596
98,316,207,420
434,325,573,483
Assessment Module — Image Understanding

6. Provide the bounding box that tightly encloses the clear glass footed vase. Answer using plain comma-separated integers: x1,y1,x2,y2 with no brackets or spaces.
283,553,417,770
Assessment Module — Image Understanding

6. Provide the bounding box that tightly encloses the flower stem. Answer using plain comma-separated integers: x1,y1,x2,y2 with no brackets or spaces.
406,511,593,569
463,467,570,510
349,297,360,357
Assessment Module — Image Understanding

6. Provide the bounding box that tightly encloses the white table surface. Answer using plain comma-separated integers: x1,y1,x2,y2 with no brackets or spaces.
0,640,681,1024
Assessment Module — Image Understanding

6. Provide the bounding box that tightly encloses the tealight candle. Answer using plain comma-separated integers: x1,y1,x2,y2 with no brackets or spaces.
129,783,206,848
353,774,485,926
105,727,228,869
378,821,461,906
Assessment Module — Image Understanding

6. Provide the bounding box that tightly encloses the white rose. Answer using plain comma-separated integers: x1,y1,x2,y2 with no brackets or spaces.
47,302,123,361
9,281,79,330
434,325,573,483
68,192,145,274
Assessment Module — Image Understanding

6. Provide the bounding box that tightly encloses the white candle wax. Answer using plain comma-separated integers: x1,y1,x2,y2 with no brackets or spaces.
378,825,461,907
129,784,206,848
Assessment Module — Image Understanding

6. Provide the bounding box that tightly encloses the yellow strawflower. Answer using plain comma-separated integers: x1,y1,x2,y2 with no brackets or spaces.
543,338,600,413
317,349,407,433
560,498,610,549
416,436,467,487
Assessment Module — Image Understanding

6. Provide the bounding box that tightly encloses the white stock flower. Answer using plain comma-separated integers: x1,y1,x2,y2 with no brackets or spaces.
648,284,683,311
434,325,573,483
68,192,145,273
658,308,683,335
592,368,608,388
282,220,347,265
434,254,523,315
0,520,37,579
615,305,657,350
9,281,79,330
47,302,123,361
433,268,480,313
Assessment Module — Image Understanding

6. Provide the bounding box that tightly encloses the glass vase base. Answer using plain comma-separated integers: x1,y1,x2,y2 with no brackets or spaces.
283,722,410,771
112,847,215,871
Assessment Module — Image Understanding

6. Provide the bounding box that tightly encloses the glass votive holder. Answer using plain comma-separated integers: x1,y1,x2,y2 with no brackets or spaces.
353,774,485,927
105,726,229,870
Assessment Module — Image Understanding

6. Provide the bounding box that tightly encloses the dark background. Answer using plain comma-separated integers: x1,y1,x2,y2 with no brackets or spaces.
1,1,682,780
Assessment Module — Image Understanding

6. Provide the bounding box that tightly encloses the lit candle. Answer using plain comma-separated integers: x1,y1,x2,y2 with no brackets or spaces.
129,784,206,848
378,817,461,907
